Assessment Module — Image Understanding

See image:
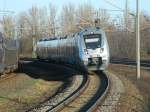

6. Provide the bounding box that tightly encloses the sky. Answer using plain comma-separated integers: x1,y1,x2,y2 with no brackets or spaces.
0,0,150,16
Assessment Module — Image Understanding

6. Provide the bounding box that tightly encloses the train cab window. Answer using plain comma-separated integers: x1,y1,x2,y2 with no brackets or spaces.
84,34,101,49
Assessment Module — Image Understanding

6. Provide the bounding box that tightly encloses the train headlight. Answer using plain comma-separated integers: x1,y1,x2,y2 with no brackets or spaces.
91,32,94,34
84,49,88,54
84,61,88,65
100,48,104,53
102,60,107,64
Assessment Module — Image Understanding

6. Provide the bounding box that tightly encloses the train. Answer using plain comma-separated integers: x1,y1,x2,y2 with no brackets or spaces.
36,27,110,71
0,32,19,75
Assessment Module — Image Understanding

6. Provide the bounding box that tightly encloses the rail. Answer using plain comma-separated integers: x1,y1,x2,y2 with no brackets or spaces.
57,71,109,112
26,61,88,112
22,60,110,112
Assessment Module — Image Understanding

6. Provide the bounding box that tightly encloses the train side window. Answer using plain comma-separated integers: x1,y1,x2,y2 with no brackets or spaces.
44,39,48,41
39,39,43,42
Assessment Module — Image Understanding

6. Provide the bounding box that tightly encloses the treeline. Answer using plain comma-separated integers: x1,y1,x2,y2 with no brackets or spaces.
0,3,150,59
0,3,113,39
107,28,150,59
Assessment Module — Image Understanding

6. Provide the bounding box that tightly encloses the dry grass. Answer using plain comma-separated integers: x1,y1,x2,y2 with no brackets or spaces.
108,64,150,112
0,73,63,112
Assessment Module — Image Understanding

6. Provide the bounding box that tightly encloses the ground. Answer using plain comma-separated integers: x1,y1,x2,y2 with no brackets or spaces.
108,64,150,112
0,72,63,112
0,64,149,112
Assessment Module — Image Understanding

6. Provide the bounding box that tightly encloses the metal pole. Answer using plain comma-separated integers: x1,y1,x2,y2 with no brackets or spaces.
136,0,140,79
32,35,36,58
125,0,128,31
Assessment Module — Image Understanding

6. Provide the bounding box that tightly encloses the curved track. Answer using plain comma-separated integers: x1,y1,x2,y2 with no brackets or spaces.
20,59,109,112
58,71,109,112
23,60,87,112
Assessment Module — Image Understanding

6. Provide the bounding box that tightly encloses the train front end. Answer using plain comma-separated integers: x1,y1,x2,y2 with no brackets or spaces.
80,27,109,71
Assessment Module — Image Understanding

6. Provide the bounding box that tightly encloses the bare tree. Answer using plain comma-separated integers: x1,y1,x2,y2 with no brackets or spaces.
140,11,150,56
60,3,77,35
17,12,30,38
1,16,15,38
24,6,48,39
76,3,95,29
97,9,111,30
17,6,48,57
1,2,150,60
47,3,57,37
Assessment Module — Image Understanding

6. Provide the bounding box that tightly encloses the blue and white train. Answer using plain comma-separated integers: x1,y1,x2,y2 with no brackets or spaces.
36,27,110,71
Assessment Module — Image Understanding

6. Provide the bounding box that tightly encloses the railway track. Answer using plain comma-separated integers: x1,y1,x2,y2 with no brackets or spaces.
23,60,109,112
58,71,109,112
29,75,87,112
24,60,87,112
111,59,150,67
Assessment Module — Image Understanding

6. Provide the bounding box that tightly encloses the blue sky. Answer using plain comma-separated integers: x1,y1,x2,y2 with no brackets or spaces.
0,0,150,15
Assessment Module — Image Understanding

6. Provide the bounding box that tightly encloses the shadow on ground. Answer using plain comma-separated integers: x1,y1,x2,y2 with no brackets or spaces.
18,60,80,81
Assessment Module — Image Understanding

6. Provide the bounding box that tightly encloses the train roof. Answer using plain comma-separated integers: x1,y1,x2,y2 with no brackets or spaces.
38,27,104,42
39,38,56,41
81,27,103,33
77,27,104,36
38,36,68,42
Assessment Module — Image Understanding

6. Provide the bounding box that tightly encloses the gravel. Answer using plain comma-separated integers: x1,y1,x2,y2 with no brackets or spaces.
97,71,125,112
108,64,150,112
